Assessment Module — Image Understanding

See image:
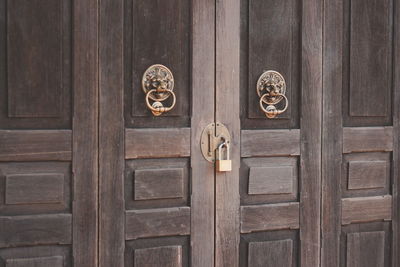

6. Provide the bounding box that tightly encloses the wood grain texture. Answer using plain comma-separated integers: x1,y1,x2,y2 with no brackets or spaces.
215,0,240,265
300,0,323,265
349,0,390,118
134,168,184,200
190,0,216,266
321,0,343,266
342,196,392,225
348,161,387,190
240,203,300,233
0,130,71,161
343,127,393,153
5,173,64,205
99,0,124,266
7,0,62,118
72,0,99,266
125,207,190,240
392,0,400,265
5,256,64,267
125,128,190,159
248,240,293,267
130,0,190,120
241,157,298,205
346,231,385,267
241,129,300,157
0,214,71,247
134,246,182,267
248,166,294,195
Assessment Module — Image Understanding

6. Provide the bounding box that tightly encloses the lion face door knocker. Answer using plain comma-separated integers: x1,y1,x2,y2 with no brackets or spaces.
256,70,289,119
142,64,176,116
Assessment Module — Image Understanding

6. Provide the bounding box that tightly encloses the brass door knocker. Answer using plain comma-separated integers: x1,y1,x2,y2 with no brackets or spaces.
256,70,289,118
142,64,176,116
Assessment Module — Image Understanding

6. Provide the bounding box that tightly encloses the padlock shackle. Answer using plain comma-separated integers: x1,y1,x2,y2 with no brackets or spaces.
218,142,230,160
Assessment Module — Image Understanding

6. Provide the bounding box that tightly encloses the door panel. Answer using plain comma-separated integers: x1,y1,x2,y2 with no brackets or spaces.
216,0,322,266
99,0,216,266
0,0,98,266
322,0,399,266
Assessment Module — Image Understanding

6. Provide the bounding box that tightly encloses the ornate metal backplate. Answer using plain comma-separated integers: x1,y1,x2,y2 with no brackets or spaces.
256,70,286,104
142,64,174,102
200,122,231,162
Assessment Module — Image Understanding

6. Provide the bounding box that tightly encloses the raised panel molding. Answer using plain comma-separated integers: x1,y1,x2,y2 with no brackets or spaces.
348,161,387,190
5,256,63,267
5,173,64,205
134,168,184,200
248,166,294,195
346,231,385,267
134,246,182,267
348,0,390,118
7,0,63,118
248,239,293,267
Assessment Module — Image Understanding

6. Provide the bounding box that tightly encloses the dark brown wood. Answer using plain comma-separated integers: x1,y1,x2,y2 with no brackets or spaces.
5,173,64,205
99,0,124,266
343,127,393,153
241,203,300,233
125,128,190,159
248,166,294,195
190,0,216,266
125,207,190,240
347,161,387,190
72,0,99,266
215,0,240,265
134,168,184,200
346,231,385,267
0,214,72,247
241,129,300,157
321,1,343,266
7,0,61,118
5,256,64,267
0,0,72,130
342,196,392,225
392,0,400,264
0,130,71,161
300,0,323,265
248,240,293,267
134,246,183,267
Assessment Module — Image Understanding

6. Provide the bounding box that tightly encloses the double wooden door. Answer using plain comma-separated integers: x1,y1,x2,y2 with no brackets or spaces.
0,0,399,267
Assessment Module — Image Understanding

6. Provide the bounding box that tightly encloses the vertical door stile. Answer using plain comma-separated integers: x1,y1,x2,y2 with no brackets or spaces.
215,0,241,266
191,0,216,266
321,0,343,266
300,0,323,266
99,0,125,266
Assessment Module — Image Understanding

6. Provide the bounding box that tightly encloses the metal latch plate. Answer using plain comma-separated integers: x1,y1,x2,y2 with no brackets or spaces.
200,122,231,162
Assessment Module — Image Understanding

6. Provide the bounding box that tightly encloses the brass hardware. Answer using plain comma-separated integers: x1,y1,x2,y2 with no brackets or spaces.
142,64,176,116
256,70,289,118
200,122,231,163
216,142,232,172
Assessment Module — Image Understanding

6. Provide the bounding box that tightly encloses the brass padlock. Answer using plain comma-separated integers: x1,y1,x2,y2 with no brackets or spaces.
216,142,232,172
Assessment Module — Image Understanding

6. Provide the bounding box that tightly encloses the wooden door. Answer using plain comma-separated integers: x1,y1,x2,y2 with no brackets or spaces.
0,0,98,266
99,0,216,266
322,0,400,266
214,0,322,266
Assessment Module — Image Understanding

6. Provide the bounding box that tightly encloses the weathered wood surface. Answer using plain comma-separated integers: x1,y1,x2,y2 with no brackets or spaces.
241,203,300,233
125,128,190,159
125,207,190,240
215,0,240,265
343,127,393,153
241,129,300,157
0,130,71,161
99,0,124,266
342,196,392,225
72,0,99,266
